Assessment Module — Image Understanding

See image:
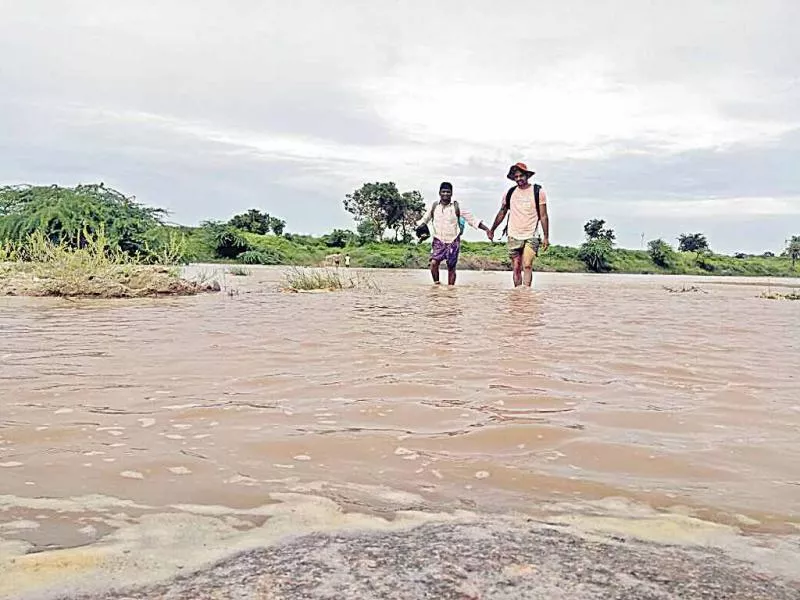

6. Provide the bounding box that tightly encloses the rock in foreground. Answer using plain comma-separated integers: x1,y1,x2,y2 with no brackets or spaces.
71,520,798,600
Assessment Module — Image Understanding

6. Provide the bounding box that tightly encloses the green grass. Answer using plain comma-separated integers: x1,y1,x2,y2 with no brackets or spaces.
173,226,800,278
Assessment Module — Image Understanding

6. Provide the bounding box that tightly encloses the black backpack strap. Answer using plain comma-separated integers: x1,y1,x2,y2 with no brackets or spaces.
502,186,516,237
504,186,516,211
534,184,541,221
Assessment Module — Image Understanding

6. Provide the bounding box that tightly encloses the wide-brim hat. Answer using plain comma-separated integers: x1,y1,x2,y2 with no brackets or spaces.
507,162,535,180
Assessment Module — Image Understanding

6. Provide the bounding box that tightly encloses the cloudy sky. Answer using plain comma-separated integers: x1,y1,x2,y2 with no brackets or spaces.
1,0,798,252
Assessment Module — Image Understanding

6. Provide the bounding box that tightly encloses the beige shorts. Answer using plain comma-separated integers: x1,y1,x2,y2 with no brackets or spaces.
507,236,540,258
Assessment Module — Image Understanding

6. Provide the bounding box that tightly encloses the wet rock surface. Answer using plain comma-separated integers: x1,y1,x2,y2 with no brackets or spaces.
68,520,799,600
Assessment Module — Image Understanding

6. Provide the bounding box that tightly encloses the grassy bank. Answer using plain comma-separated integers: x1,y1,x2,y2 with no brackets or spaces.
178,227,798,277
0,231,220,298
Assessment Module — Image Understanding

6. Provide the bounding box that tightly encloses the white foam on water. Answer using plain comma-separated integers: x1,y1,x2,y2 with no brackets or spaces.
168,467,192,475
0,520,40,531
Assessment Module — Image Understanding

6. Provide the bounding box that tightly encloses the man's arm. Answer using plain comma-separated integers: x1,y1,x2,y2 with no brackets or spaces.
461,208,490,233
539,189,549,250
489,206,507,238
416,203,435,227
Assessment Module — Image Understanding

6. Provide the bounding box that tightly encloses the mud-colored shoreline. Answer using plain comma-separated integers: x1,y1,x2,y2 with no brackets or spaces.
0,265,221,298
56,518,798,600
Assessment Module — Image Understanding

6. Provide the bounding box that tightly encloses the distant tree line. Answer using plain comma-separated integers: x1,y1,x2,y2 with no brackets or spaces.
2,182,798,272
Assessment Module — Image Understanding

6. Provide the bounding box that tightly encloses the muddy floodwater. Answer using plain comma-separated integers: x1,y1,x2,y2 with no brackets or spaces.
1,267,799,598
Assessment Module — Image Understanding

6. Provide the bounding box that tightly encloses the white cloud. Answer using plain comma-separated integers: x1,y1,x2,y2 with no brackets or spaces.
1,0,799,252
566,196,800,220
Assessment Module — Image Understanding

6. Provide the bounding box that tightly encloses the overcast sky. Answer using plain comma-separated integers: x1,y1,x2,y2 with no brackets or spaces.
1,0,798,252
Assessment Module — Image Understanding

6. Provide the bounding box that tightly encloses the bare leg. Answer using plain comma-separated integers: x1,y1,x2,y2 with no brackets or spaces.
511,254,523,287
430,259,441,284
522,244,536,287
448,267,456,285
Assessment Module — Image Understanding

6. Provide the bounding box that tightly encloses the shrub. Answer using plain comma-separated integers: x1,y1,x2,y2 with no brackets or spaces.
578,238,613,272
238,249,282,265
648,238,676,268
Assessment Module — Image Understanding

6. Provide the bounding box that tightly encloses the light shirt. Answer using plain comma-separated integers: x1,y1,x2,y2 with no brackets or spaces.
501,185,546,239
418,201,482,243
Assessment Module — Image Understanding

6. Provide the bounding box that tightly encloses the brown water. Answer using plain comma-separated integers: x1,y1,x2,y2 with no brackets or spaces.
1,267,799,561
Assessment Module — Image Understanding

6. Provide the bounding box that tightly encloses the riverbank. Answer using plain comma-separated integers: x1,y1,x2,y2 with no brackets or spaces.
0,232,220,298
180,228,798,277
0,262,220,298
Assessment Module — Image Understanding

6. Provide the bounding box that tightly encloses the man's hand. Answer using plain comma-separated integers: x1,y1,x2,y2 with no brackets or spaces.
486,229,494,241
541,237,549,252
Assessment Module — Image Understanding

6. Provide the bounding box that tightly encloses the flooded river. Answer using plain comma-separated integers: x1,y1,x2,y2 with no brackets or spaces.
1,267,799,597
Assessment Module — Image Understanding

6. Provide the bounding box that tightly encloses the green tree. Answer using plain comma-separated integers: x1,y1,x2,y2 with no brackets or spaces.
648,238,676,268
356,218,382,245
343,182,425,241
344,182,397,240
0,183,168,257
397,191,425,243
200,221,250,259
228,209,271,234
269,216,286,236
786,235,800,268
583,219,615,242
579,219,615,272
323,229,354,248
678,233,709,253
578,238,613,272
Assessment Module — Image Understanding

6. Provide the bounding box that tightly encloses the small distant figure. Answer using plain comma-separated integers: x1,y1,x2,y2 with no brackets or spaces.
344,254,351,268
415,181,491,285
334,254,341,268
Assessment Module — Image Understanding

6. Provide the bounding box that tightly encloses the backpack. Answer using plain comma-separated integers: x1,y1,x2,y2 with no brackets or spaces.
502,184,541,238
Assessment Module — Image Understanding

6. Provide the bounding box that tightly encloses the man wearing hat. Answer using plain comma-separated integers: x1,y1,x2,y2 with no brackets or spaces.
416,181,491,285
488,162,550,287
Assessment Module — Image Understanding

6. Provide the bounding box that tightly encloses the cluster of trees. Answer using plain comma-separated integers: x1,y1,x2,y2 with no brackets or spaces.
198,208,287,263
576,218,799,272
0,185,290,265
343,182,426,244
577,217,719,273
228,208,285,236
3,181,798,272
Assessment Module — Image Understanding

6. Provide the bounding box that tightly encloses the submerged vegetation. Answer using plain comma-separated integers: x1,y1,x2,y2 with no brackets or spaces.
759,290,800,300
0,230,218,298
280,267,379,293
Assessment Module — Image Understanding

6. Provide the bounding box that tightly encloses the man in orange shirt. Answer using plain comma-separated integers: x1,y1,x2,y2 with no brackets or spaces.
488,162,550,287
